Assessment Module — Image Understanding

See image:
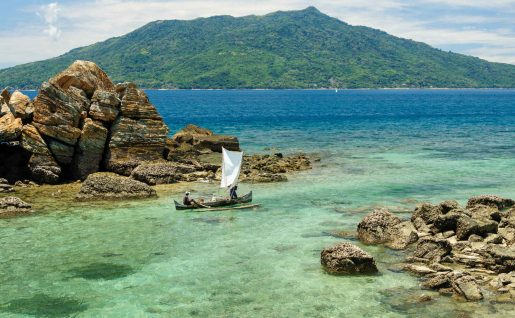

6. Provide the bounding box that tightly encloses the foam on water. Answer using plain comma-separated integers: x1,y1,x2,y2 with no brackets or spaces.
1,89,514,317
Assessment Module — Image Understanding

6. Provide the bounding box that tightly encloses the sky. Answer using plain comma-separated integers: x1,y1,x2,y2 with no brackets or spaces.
0,0,514,69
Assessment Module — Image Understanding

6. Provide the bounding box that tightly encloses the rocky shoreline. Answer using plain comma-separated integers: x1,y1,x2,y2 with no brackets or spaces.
0,60,312,216
322,194,515,304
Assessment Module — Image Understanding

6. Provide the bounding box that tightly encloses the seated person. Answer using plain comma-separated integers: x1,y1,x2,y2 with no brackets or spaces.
183,192,193,205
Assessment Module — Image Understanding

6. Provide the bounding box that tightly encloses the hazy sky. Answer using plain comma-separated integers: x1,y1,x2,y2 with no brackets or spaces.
0,0,514,69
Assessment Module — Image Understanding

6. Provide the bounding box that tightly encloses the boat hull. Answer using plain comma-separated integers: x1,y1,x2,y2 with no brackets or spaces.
174,191,252,210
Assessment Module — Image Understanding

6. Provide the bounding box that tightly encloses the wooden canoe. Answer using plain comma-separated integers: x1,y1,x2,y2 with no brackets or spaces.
174,191,252,210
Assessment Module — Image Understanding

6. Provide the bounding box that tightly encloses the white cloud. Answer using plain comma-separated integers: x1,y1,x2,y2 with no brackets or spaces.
39,2,61,40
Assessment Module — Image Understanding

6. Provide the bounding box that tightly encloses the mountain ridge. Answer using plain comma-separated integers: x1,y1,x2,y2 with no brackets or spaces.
1,7,515,89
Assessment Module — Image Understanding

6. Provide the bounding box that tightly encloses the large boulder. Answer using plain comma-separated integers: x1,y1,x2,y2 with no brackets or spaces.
8,91,34,120
130,161,197,185
467,195,515,210
321,242,378,275
0,196,33,218
0,112,23,141
20,124,61,183
172,124,240,152
117,82,161,120
49,60,114,96
76,172,157,201
357,208,401,244
73,119,108,179
411,202,442,225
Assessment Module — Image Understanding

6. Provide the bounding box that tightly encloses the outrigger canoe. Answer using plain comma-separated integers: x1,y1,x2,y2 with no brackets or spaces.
174,191,252,210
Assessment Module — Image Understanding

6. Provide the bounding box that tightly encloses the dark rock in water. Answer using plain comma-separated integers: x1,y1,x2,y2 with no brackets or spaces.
192,216,236,224
1,294,88,317
320,242,378,275
69,262,134,280
413,237,451,262
0,196,33,218
75,172,156,201
467,195,515,210
357,208,401,244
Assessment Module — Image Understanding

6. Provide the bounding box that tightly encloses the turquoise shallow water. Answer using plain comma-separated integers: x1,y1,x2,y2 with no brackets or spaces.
2,89,515,317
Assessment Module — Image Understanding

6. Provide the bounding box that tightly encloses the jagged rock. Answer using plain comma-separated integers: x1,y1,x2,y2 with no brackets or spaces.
0,178,14,193
130,161,197,185
467,204,502,222
455,215,498,240
76,172,156,201
105,116,169,175
0,196,32,217
21,125,61,183
116,82,161,120
171,124,240,152
421,272,451,289
483,244,515,273
467,195,515,210
413,237,451,262
0,112,22,141
499,207,515,229
50,60,115,96
439,200,460,213
411,203,441,225
88,89,120,122
9,91,34,120
451,274,483,301
32,82,86,145
357,208,401,244
320,242,378,275
386,221,419,250
433,210,464,232
0,96,11,116
73,118,108,179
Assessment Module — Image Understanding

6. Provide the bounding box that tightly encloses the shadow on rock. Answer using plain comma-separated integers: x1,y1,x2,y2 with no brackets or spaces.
1,294,87,317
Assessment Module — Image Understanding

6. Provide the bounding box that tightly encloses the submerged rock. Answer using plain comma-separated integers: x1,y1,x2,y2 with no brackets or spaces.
75,172,157,201
320,242,378,275
0,196,33,217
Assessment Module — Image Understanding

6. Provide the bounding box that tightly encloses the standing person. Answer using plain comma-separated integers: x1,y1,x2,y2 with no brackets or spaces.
229,185,238,199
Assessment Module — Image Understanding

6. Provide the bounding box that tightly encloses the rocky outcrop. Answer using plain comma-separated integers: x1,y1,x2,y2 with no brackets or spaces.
321,242,378,275
0,196,33,218
0,61,172,184
130,161,198,185
354,195,515,303
76,172,156,201
171,124,240,153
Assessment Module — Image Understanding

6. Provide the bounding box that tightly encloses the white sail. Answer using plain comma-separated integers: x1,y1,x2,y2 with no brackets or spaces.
220,147,243,188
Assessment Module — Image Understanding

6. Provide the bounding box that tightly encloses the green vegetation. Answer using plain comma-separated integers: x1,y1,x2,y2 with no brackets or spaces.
1,7,515,89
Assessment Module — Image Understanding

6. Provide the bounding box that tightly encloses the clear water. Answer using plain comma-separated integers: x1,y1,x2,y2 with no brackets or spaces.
1,89,515,317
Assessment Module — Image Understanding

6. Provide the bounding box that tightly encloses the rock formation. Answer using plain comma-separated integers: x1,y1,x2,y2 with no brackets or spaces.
321,242,378,275
0,60,169,184
355,195,515,302
76,172,156,201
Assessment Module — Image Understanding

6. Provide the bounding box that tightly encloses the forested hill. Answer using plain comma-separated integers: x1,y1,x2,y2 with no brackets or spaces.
2,6,515,89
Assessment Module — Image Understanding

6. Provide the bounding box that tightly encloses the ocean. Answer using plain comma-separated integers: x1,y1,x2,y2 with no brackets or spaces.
1,89,514,317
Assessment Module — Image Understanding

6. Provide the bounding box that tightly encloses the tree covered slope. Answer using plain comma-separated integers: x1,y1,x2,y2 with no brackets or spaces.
2,7,515,89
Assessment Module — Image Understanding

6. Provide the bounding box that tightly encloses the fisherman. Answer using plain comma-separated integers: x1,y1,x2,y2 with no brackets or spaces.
183,192,193,206
229,185,238,199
